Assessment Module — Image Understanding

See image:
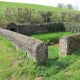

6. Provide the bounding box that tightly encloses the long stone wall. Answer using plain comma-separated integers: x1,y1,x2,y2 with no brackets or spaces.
6,23,65,35
59,33,80,56
1,22,80,35
17,24,48,35
0,28,48,64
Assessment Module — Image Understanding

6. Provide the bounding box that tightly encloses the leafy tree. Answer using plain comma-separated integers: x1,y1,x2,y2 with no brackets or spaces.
73,6,79,10
66,4,73,9
57,3,65,8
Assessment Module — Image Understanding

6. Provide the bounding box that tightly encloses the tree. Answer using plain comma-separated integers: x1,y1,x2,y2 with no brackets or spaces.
66,4,73,9
57,3,65,8
73,6,79,10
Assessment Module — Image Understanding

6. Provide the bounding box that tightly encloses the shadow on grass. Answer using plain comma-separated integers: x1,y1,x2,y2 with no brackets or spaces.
39,50,80,76
45,58,68,69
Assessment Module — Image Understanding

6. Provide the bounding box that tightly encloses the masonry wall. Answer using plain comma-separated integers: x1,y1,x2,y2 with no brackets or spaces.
6,23,65,35
1,22,80,35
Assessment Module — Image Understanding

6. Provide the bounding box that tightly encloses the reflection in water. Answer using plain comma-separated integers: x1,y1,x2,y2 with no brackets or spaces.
49,43,59,48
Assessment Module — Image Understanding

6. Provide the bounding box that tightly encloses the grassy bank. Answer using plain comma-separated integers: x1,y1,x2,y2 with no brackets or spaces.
0,32,80,80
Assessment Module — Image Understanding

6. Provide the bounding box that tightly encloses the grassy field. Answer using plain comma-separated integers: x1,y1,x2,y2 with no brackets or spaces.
1,32,80,80
0,1,78,12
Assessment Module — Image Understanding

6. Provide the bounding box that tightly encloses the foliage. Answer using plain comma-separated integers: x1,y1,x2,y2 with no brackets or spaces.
1,7,80,24
66,4,73,9
57,3,65,8
63,22,80,33
57,3,78,10
0,1,79,24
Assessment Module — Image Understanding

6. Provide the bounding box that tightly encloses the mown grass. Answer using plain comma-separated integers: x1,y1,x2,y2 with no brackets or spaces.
0,32,80,80
0,1,78,12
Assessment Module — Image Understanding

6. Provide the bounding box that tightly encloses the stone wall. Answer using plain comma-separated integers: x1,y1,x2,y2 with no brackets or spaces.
1,22,80,35
17,24,48,35
59,33,80,56
6,23,48,35
6,23,65,35
0,28,48,64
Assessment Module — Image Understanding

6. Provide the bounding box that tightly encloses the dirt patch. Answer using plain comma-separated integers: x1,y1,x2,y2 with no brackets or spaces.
65,71,71,75
10,58,20,67
34,77,43,80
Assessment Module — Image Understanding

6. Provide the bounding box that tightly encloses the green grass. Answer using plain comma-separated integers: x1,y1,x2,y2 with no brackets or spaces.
44,51,80,80
0,35,36,80
0,1,78,12
29,32,72,44
0,32,80,80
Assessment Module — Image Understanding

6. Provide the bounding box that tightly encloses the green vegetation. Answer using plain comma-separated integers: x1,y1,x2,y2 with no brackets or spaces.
29,32,72,44
0,1,80,24
0,1,78,12
1,32,80,80
63,22,80,33
0,1,80,80
0,36,36,80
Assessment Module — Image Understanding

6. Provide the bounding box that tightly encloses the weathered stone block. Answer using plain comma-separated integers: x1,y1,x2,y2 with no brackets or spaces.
59,34,80,56
0,28,48,64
